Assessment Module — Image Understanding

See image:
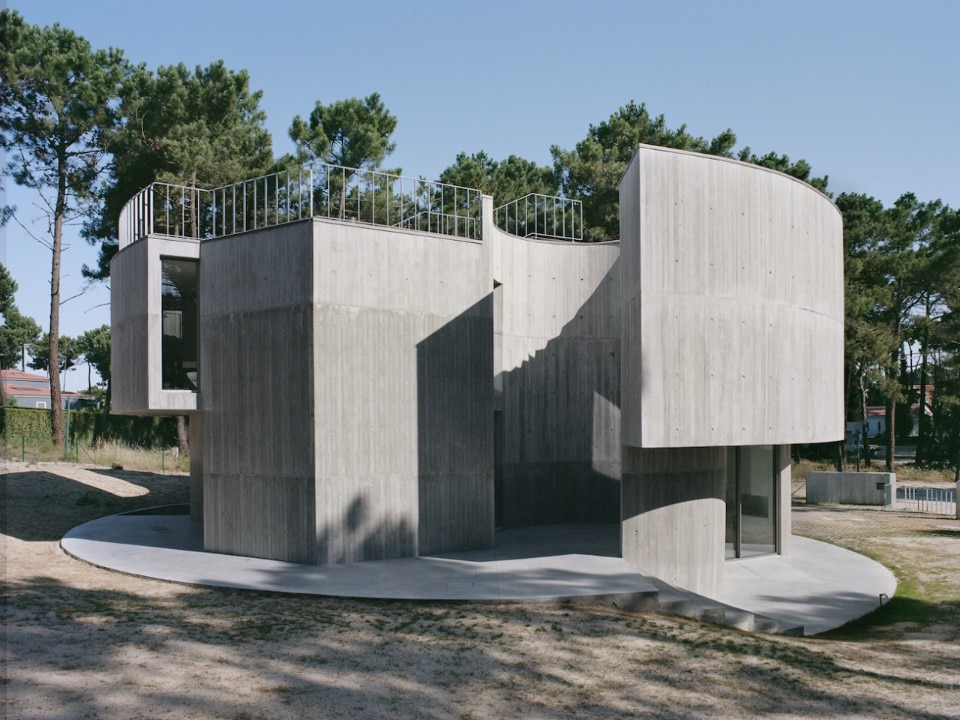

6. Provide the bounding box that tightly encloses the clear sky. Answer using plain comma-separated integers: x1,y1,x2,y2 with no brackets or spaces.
3,0,959,386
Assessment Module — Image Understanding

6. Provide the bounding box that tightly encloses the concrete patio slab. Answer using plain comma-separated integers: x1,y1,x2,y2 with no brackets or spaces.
62,509,895,635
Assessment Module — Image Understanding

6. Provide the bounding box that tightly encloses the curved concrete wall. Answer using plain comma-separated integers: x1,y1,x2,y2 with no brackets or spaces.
489,228,621,527
620,145,844,449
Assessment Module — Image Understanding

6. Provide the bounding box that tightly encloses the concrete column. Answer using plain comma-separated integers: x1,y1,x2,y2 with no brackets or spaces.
621,445,725,595
189,414,203,522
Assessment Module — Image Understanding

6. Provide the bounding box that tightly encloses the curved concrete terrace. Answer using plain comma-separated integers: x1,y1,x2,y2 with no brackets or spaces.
62,509,895,636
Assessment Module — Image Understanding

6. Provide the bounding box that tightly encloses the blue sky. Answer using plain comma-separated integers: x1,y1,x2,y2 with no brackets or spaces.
3,0,959,385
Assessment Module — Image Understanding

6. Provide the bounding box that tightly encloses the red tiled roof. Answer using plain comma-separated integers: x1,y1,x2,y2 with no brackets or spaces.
2,369,49,382
3,370,94,400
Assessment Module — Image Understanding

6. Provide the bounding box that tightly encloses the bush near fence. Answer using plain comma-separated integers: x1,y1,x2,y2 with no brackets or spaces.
1,406,179,449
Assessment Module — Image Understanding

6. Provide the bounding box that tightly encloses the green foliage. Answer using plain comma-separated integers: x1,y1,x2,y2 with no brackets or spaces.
289,93,397,171
0,10,126,448
2,406,52,440
0,263,16,315
1,406,178,449
84,60,273,278
76,325,110,385
439,152,555,208
29,334,78,373
736,148,829,193
0,263,41,371
0,11,125,202
837,190,960,469
550,101,737,241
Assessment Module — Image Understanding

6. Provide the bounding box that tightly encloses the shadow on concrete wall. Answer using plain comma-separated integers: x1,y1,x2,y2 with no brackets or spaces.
316,493,417,564
415,261,621,541
496,264,621,529
416,295,495,556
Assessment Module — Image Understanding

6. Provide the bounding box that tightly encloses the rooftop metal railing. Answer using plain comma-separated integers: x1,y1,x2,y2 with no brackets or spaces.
314,163,481,240
494,193,583,242
118,163,483,248
118,183,214,248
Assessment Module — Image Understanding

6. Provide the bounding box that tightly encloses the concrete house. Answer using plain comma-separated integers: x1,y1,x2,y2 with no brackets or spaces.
110,144,844,595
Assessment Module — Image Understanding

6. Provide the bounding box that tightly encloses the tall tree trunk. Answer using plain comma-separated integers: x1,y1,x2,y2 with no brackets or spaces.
176,415,189,456
885,396,896,473
836,439,846,471
916,299,931,466
48,159,66,449
95,379,111,444
860,371,871,467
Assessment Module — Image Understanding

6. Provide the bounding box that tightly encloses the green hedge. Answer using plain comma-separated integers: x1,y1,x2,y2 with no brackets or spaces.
1,406,179,449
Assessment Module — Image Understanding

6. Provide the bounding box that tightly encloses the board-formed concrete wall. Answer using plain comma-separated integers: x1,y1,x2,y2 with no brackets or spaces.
618,145,842,595
490,229,621,527
197,218,494,565
200,222,318,563
621,445,726,594
111,235,200,415
621,145,844,449
311,220,493,562
806,471,896,507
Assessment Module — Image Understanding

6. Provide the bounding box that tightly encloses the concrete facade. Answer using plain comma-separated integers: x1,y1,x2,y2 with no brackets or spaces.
111,144,844,595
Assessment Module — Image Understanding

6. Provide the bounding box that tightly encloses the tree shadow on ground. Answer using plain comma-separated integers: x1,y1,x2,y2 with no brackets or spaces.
4,573,959,719
0,468,188,541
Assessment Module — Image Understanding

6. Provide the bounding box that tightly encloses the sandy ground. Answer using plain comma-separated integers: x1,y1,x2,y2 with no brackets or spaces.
3,461,960,719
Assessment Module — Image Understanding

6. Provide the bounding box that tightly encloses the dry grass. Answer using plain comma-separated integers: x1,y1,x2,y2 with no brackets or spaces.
2,460,959,719
2,438,189,473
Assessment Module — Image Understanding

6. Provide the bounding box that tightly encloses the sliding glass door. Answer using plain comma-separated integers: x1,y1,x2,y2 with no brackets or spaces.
725,446,778,559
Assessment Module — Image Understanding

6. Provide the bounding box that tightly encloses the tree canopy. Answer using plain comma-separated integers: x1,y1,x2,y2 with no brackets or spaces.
77,324,111,387
0,9,125,445
289,93,397,171
84,60,274,279
549,102,737,241
439,152,555,208
0,264,41,373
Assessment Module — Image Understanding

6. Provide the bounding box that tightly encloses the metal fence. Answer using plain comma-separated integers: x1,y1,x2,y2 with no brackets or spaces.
898,485,957,516
118,183,214,248
118,164,483,248
495,193,583,242
210,167,314,238
313,164,481,240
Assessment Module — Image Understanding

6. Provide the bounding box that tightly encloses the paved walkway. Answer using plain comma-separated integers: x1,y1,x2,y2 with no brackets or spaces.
62,508,898,636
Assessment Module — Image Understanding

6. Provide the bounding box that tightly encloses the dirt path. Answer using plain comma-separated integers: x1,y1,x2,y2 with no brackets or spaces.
3,462,959,719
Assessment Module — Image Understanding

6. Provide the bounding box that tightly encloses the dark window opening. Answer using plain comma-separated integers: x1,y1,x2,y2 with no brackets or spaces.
161,258,198,390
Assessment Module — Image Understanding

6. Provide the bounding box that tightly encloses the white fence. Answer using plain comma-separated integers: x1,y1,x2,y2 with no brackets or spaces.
898,485,957,516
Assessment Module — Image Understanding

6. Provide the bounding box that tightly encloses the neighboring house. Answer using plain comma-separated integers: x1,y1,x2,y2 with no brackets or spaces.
2,369,95,409
110,145,844,596
864,398,934,439
864,407,886,438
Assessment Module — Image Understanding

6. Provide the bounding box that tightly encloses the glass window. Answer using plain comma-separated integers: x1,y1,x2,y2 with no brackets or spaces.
161,258,198,390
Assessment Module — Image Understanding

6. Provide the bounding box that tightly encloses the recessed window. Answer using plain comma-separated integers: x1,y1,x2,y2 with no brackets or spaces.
161,258,198,390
